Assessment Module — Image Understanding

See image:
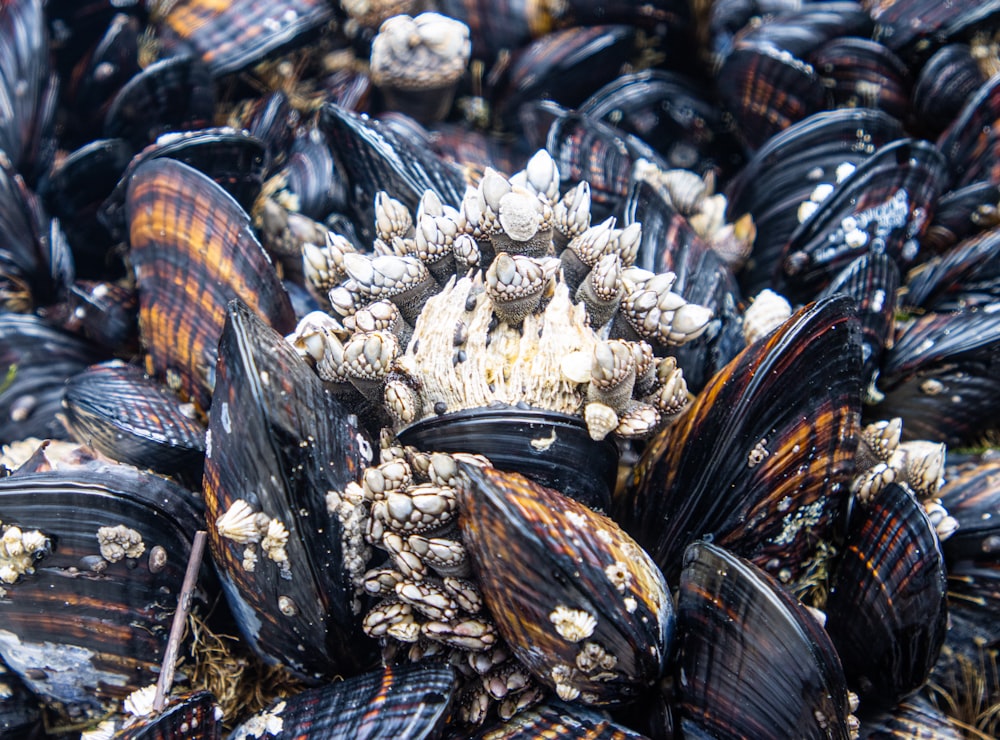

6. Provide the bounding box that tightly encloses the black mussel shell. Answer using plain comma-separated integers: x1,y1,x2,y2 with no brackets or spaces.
0,461,207,719
319,104,468,245
0,0,57,181
283,124,346,221
0,313,106,444
938,459,1000,612
62,360,206,480
868,0,1000,67
493,25,637,130
204,300,376,681
435,0,554,65
103,55,215,150
467,699,651,739
459,464,674,706
103,126,268,243
155,0,334,78
235,90,298,171
115,690,222,739
780,138,947,302
429,124,531,183
937,72,1000,190
902,226,1000,311
810,37,910,122
825,483,948,710
546,112,668,219
580,69,743,178
0,662,44,739
857,693,963,739
396,407,617,512
872,310,1000,445
43,279,139,354
677,541,856,739
618,296,862,585
126,157,294,412
911,43,988,140
38,138,132,279
726,108,904,297
818,252,899,398
624,177,744,392
921,181,1000,255
229,663,455,739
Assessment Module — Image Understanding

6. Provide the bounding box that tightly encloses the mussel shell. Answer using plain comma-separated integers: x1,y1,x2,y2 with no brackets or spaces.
810,37,911,121
103,127,268,244
436,0,555,65
0,662,44,740
910,43,987,139
856,693,964,739
115,690,222,739
283,124,346,221
428,124,532,183
677,541,855,739
493,25,637,130
467,699,651,739
902,226,1000,311
396,407,617,512
868,0,1000,66
459,464,674,706
938,459,1000,611
937,72,1000,190
617,295,862,584
817,252,899,395
0,313,106,445
920,181,1000,255
825,483,948,710
0,0,57,181
155,0,334,77
319,104,468,245
872,310,1000,445
62,360,206,480
0,462,207,718
203,300,376,680
228,663,455,739
38,138,132,279
44,279,139,354
779,138,947,302
580,69,743,177
126,157,295,411
103,55,215,149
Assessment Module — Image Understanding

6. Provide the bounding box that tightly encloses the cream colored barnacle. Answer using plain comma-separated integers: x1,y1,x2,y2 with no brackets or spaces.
604,561,632,593
0,521,50,584
123,684,158,717
261,519,290,571
549,605,597,642
97,524,145,562
216,499,262,544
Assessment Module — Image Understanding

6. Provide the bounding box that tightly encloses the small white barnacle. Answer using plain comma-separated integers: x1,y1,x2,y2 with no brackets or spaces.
242,545,258,572
555,682,580,702
97,524,145,562
261,519,290,569
747,438,769,468
549,605,597,642
624,596,638,613
604,561,632,593
216,499,262,544
232,700,286,740
0,521,50,583
565,510,588,530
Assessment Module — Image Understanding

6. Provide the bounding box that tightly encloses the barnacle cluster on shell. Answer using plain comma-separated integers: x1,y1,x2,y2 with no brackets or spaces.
287,150,727,442
0,520,50,585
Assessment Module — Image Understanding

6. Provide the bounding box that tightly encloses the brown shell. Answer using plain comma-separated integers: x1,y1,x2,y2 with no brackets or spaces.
458,464,673,706
126,157,295,412
617,295,862,586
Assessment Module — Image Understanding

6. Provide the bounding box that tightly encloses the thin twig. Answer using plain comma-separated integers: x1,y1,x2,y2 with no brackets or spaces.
153,530,207,713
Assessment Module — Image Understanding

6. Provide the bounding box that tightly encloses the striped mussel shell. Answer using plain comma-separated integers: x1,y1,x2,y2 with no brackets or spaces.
228,663,455,740
204,300,377,681
61,360,206,481
0,313,106,445
817,252,899,400
778,138,947,303
871,309,1000,446
920,181,1000,255
0,458,207,719
725,108,904,297
902,226,1000,312
458,464,674,706
126,157,295,412
937,72,1000,191
102,55,215,150
153,0,334,78
856,693,963,739
113,690,223,739
911,43,989,139
467,699,651,739
824,483,948,710
867,0,1000,66
809,37,911,122
937,458,1000,612
616,295,862,587
677,541,858,739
